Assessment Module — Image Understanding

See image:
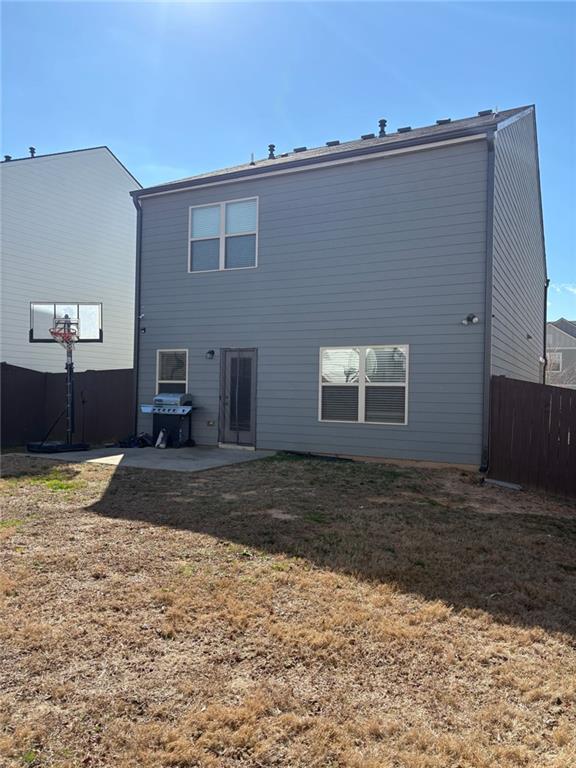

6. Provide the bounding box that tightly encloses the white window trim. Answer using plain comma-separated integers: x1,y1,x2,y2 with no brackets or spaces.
188,196,259,273
156,349,188,393
547,351,563,372
318,345,409,426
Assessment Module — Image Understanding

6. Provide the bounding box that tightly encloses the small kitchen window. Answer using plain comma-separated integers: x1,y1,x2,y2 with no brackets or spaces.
189,197,258,272
547,352,562,372
320,345,409,424
157,350,188,394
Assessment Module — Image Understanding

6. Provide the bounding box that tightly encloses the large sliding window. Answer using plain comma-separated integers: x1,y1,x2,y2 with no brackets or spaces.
320,345,409,424
189,197,258,272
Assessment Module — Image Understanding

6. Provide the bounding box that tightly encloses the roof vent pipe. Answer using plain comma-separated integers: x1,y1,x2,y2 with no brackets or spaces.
378,119,387,137
29,146,36,157
268,144,276,160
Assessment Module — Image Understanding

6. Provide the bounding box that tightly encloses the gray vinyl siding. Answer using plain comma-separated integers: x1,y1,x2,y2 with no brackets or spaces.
546,323,576,389
490,111,546,381
137,139,488,464
0,149,137,372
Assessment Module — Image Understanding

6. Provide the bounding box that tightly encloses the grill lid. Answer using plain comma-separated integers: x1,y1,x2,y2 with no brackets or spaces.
153,392,193,407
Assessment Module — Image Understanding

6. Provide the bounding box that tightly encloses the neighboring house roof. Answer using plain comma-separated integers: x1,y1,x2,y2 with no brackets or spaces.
133,105,532,198
549,318,576,339
1,146,141,188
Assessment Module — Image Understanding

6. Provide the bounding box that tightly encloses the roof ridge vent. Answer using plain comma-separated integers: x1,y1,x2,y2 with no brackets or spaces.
436,118,451,125
477,109,493,116
361,133,375,140
326,140,340,147
397,126,412,133
293,146,307,153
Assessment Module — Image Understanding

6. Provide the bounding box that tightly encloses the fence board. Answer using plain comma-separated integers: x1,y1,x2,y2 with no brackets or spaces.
1,363,134,448
489,376,576,497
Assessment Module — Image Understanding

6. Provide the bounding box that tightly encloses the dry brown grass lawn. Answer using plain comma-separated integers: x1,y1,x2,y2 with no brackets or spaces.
0,452,575,768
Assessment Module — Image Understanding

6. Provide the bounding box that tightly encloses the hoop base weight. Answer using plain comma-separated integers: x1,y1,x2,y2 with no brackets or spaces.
27,441,90,454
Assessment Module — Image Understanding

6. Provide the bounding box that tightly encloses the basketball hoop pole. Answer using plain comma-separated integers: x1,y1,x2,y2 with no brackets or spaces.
49,314,78,446
64,326,75,445
27,312,90,454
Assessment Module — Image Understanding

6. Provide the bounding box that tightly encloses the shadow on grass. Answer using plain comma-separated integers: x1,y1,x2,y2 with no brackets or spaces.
88,452,576,637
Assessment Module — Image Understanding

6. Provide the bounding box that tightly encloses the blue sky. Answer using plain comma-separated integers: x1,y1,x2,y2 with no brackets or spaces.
2,1,575,319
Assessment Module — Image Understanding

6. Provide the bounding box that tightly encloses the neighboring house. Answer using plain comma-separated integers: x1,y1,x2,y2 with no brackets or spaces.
132,105,546,466
546,319,576,389
0,147,140,373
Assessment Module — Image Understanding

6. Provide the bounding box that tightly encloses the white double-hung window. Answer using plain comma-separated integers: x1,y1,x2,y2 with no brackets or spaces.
156,350,188,393
189,197,258,272
320,345,409,424
547,352,562,372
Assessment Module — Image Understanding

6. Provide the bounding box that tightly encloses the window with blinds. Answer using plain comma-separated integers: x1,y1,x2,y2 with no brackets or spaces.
320,345,408,424
189,198,258,272
157,350,188,394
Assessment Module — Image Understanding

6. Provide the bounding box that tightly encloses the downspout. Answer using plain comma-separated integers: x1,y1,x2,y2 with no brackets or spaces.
480,130,496,473
131,195,143,435
542,277,550,384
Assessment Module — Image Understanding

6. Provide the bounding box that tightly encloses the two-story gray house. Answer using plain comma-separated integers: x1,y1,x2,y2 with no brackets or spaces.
132,105,547,467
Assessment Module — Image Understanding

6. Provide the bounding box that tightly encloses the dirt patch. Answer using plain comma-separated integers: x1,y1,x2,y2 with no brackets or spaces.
0,453,575,767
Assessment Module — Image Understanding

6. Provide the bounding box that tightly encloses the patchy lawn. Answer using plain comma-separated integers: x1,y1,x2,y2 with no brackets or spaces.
0,453,575,768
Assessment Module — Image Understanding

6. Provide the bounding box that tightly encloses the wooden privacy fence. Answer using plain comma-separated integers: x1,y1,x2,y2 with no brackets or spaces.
489,376,576,496
1,363,134,448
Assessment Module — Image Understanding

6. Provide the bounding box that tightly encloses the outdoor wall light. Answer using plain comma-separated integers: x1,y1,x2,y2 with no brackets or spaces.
461,313,479,326
205,349,215,360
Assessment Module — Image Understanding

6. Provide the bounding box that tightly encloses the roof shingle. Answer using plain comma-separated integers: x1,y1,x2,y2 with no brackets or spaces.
135,105,532,195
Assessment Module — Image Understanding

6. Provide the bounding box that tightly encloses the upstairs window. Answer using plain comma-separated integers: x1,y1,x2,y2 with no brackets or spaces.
157,350,188,393
320,345,409,424
189,198,258,272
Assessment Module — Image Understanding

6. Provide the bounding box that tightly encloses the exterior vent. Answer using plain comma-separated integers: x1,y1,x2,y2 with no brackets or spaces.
397,126,412,133
279,152,289,158
268,144,276,160
293,146,307,153
436,119,451,125
478,109,493,116
378,119,387,137
3,155,12,161
326,140,340,147
361,133,375,140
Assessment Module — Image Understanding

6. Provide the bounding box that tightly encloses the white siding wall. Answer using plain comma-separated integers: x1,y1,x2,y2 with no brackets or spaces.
0,148,138,372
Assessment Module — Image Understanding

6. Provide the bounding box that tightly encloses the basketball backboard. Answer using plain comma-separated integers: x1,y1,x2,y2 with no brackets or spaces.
29,302,103,342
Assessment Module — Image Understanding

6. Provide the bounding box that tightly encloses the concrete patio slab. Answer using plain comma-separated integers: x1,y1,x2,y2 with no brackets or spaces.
24,445,275,473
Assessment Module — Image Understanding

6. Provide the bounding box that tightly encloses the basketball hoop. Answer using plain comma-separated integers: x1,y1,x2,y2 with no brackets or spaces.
27,311,90,453
49,315,79,349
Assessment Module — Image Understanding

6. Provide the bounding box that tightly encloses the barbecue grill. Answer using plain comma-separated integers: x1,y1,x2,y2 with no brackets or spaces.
140,393,195,447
